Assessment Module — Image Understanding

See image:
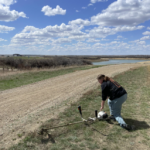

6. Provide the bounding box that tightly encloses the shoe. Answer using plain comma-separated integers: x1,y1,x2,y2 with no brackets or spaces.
121,124,135,131
109,115,116,121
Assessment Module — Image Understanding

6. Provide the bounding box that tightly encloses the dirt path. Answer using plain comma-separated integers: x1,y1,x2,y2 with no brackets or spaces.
0,63,149,149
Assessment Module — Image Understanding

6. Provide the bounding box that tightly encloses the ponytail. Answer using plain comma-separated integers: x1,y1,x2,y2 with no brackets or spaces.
97,74,111,81
103,76,110,81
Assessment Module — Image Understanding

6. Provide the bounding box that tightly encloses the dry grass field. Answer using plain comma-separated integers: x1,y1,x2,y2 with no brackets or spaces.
0,62,150,149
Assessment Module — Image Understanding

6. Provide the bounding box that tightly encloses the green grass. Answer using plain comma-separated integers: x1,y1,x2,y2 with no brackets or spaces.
8,66,150,150
0,65,103,91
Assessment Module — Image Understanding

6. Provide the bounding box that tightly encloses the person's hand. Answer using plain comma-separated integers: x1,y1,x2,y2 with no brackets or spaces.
100,106,104,111
100,100,105,111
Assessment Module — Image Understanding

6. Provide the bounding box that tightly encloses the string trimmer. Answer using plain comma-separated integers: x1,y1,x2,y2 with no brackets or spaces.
39,105,109,136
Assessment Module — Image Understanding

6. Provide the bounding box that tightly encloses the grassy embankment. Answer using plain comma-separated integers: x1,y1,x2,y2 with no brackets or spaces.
8,66,150,150
0,65,103,91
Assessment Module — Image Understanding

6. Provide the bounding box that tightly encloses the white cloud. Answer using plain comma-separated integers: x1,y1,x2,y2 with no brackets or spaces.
143,31,150,35
114,35,127,41
88,0,108,6
88,26,116,38
82,7,86,9
11,23,85,45
69,19,90,26
41,5,66,16
11,20,145,47
0,38,7,41
117,35,123,39
76,10,79,12
131,39,146,45
111,41,120,44
88,25,144,38
88,3,93,6
91,0,108,3
138,41,146,45
0,0,16,6
0,0,27,22
101,38,109,41
52,38,72,44
140,36,150,40
22,26,39,33
3,37,150,55
130,40,139,43
0,25,15,33
91,0,150,27
86,38,100,42
147,27,150,30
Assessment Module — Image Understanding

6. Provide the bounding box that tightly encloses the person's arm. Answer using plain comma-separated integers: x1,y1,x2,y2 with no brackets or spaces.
100,82,108,111
100,100,105,111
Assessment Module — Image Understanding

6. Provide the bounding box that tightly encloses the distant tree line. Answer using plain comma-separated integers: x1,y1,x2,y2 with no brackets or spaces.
0,56,92,70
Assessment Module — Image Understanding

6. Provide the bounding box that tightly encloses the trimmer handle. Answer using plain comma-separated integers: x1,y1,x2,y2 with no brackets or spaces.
78,106,82,117
95,110,98,118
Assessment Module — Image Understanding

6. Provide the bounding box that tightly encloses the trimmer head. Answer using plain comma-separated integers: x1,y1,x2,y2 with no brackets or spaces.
77,106,108,121
98,111,108,120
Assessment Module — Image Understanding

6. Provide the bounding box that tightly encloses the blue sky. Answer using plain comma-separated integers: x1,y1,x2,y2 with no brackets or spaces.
0,0,150,55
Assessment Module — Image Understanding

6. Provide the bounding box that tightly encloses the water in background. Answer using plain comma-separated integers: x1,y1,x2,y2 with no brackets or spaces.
92,59,149,65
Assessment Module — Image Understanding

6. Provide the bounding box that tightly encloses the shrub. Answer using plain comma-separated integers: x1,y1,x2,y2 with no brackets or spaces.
0,56,92,70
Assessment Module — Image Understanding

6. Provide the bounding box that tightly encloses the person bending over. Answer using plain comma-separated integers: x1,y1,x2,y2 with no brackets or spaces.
97,74,135,131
